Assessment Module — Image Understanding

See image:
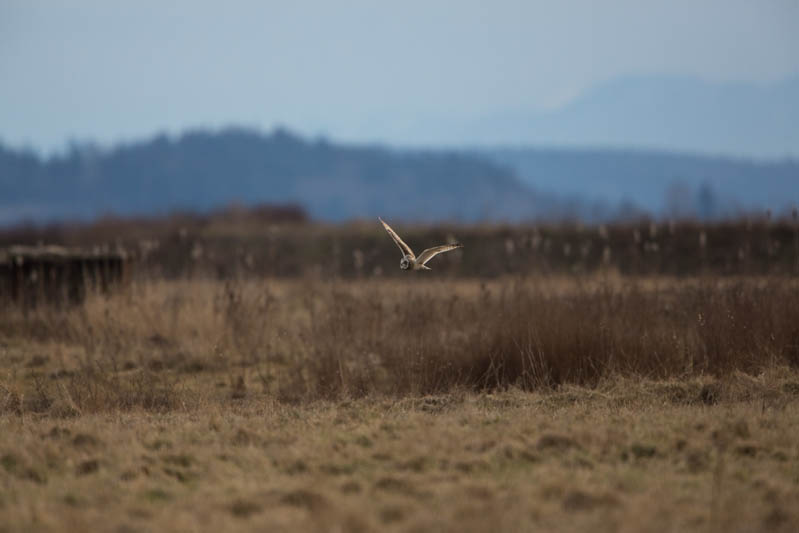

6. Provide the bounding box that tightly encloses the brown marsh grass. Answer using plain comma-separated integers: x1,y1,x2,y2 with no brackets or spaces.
2,276,799,411
2,374,799,532
2,276,799,532
4,216,799,279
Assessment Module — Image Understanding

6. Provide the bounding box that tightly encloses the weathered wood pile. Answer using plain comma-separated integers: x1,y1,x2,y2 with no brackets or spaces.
0,246,132,307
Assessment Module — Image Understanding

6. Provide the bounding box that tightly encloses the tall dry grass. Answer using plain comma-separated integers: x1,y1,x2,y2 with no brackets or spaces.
2,277,798,414
4,215,799,279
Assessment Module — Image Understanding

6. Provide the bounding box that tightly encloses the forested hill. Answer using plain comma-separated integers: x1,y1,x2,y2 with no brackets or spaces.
486,147,799,218
0,128,554,224
2,127,797,225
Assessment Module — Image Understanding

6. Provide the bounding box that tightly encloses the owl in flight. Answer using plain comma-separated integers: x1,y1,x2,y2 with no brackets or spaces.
379,217,463,271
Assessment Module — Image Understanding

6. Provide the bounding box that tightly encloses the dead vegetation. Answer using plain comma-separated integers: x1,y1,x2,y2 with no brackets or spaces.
3,214,799,279
1,383,798,532
1,277,798,413
1,220,799,531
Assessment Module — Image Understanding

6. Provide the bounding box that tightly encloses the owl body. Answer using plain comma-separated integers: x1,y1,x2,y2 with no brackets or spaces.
400,255,431,271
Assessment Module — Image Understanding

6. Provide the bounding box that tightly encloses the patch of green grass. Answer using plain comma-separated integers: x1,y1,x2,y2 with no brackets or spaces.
630,443,658,459
63,493,85,507
1,453,19,473
143,488,172,503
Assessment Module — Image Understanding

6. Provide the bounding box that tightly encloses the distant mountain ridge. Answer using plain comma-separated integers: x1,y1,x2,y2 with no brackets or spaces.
0,128,555,224
424,75,799,160
484,147,799,217
1,127,797,226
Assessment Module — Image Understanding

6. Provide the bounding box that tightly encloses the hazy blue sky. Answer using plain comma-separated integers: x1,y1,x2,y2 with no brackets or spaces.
2,0,798,154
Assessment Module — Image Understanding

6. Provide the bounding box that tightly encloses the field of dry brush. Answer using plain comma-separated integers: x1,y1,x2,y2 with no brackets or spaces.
2,215,799,532
1,271,799,532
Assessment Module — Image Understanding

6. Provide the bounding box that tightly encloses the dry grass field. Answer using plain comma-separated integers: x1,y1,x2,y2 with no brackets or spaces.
5,214,799,279
1,273,799,532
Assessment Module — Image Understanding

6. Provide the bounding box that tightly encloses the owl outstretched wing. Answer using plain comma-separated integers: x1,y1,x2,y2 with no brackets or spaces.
416,243,463,266
379,217,415,259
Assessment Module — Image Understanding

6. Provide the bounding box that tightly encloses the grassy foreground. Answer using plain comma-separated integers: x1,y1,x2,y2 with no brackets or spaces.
2,277,799,532
2,381,799,533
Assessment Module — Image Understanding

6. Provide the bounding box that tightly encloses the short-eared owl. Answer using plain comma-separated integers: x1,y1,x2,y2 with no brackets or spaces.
379,217,463,271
